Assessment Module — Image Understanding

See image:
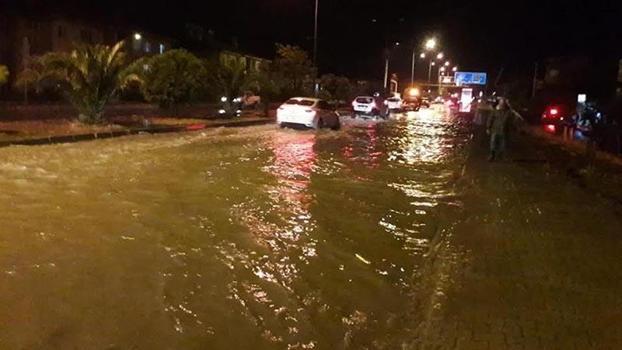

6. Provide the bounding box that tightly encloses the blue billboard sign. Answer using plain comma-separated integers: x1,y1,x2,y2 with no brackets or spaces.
455,72,487,86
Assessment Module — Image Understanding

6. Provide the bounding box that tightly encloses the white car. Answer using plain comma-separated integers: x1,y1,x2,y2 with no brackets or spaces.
384,96,402,112
277,97,341,130
352,96,381,117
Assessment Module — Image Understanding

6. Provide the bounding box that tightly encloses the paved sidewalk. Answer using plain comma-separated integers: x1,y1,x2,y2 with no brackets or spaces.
411,130,622,349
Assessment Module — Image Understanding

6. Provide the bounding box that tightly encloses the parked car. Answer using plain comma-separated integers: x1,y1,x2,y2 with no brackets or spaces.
277,97,341,130
541,104,569,126
352,96,382,118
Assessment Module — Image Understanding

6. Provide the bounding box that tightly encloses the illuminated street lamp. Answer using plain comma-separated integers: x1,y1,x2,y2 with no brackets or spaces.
445,61,451,66
419,53,426,59
133,33,142,41
452,66,458,72
384,41,400,91
436,52,444,60
425,38,437,50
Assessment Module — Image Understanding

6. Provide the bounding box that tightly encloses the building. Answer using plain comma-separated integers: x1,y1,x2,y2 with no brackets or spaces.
0,14,172,90
219,50,271,74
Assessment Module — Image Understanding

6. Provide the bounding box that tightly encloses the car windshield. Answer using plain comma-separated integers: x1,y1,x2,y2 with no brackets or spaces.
284,99,315,106
355,97,374,104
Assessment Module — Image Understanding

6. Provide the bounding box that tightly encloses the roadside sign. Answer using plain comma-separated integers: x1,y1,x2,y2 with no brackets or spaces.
455,72,487,86
577,94,587,104
460,88,473,113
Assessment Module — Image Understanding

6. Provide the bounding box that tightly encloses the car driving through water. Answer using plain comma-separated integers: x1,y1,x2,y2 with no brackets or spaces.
277,97,341,130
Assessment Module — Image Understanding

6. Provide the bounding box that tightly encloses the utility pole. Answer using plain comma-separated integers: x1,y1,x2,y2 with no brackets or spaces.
411,49,416,86
384,56,389,90
313,0,319,96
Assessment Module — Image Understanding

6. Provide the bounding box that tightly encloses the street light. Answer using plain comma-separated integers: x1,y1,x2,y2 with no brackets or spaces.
133,33,142,41
437,52,444,60
445,61,450,66
384,41,400,91
419,53,426,59
452,66,458,72
425,38,437,50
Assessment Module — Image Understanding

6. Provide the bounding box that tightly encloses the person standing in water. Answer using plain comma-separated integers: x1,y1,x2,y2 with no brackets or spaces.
486,97,524,161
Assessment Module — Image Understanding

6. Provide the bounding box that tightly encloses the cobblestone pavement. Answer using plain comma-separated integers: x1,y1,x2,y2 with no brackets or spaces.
410,130,622,349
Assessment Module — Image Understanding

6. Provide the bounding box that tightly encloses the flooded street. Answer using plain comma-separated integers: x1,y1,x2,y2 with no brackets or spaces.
1,106,621,349
0,107,470,349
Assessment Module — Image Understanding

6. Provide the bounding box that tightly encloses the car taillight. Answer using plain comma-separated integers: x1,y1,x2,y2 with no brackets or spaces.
549,108,558,116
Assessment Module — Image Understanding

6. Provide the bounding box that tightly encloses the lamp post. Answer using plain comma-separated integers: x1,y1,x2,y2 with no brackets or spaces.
384,41,400,91
313,0,319,67
428,61,436,83
411,37,436,86
410,52,426,86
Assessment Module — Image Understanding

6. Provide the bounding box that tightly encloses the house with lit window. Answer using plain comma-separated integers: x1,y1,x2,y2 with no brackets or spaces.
219,50,271,74
0,14,172,91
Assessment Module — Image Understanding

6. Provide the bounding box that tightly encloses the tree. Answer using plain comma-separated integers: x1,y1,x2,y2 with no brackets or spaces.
271,44,315,97
0,65,8,87
206,59,250,102
320,74,353,102
14,56,60,103
38,41,129,123
127,49,207,111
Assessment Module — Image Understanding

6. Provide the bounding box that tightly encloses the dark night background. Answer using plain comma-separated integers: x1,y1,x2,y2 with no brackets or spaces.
2,0,621,81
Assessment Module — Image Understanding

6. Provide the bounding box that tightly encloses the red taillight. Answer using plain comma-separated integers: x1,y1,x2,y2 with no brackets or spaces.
545,124,556,133
549,108,558,116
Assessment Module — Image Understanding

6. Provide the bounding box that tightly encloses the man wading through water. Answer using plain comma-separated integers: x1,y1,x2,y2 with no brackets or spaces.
486,97,524,161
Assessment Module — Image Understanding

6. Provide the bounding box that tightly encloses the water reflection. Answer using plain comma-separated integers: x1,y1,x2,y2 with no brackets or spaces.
341,123,382,172
389,108,452,164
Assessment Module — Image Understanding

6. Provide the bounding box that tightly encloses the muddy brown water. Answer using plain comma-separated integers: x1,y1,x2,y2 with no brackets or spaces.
0,108,470,349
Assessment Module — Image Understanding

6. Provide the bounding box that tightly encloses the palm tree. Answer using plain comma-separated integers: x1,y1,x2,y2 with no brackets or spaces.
40,41,129,124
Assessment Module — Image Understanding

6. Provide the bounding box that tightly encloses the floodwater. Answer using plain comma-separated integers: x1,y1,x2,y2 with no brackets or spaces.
0,107,470,349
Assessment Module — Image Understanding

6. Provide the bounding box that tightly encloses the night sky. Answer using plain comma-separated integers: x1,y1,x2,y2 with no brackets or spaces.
3,0,621,80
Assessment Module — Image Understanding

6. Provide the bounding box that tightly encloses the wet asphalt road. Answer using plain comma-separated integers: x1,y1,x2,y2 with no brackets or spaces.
0,106,621,349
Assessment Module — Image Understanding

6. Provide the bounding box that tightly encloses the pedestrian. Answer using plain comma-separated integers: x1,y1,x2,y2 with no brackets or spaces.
486,97,523,161
563,106,579,142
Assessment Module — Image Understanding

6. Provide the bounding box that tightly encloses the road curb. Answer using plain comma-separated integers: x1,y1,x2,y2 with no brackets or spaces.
0,118,273,148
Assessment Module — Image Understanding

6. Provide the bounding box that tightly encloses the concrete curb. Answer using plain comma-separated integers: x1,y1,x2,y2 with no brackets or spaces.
524,125,622,167
0,118,273,148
